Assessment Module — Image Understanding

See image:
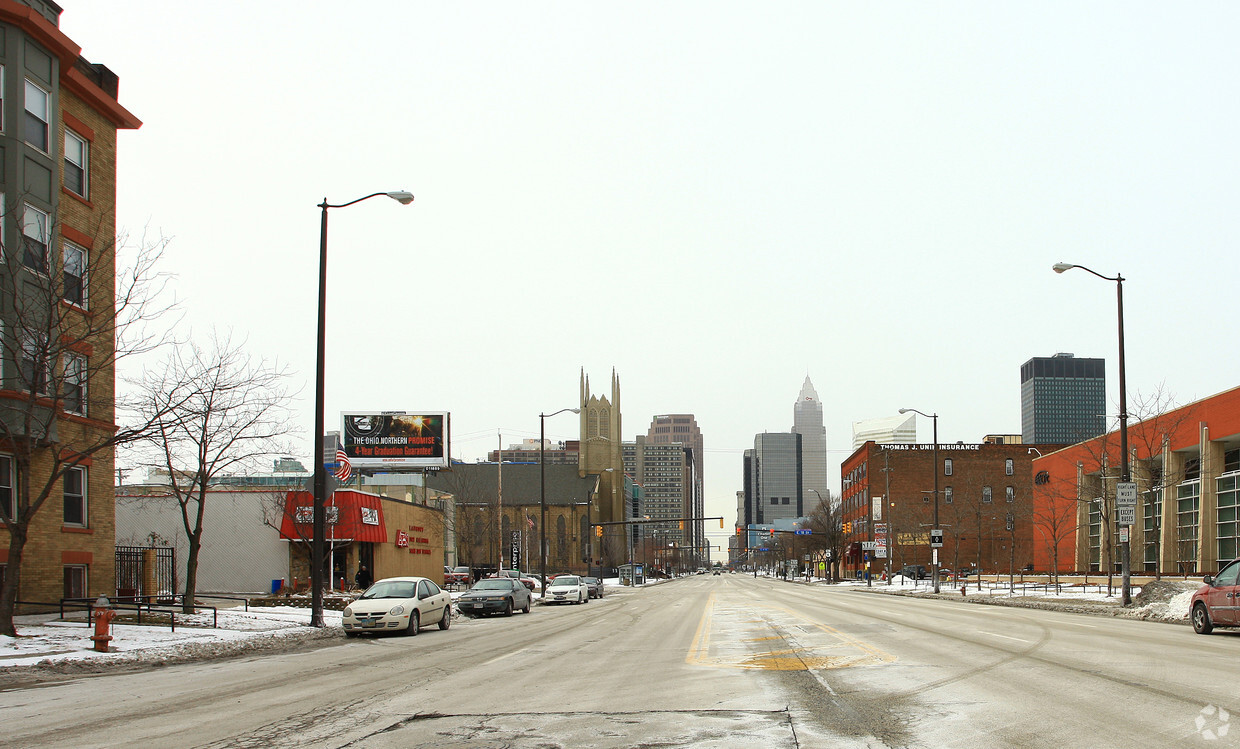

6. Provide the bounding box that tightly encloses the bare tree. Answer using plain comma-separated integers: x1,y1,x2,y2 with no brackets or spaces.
0,226,177,637
131,332,295,613
1032,468,1080,591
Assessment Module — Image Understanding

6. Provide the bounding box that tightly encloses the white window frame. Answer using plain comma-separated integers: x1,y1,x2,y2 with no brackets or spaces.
1005,458,1014,476
64,130,88,198
22,204,49,274
1006,485,1016,503
24,79,49,153
982,486,993,503
63,352,86,415
63,564,87,599
63,465,86,527
944,458,953,476
0,455,14,523
63,241,86,308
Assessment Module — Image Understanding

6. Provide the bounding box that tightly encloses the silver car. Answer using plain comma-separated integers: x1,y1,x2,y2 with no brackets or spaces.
342,576,452,637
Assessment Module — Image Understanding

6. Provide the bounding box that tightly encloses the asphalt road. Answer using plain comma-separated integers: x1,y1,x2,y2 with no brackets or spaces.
3,575,1236,748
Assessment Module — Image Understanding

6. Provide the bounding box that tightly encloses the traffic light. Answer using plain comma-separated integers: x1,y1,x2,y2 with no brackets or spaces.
843,522,852,534
595,525,602,538
736,527,743,537
679,521,684,530
768,528,775,536
719,518,724,529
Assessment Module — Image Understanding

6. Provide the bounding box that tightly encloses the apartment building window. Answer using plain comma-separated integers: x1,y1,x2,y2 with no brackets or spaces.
64,465,86,526
1006,459,1014,476
944,486,953,504
22,204,49,273
944,458,953,476
64,565,87,600
1006,486,1016,502
0,456,13,522
24,79,49,152
64,131,88,198
20,332,49,394
63,242,86,307
63,353,86,415
982,486,993,503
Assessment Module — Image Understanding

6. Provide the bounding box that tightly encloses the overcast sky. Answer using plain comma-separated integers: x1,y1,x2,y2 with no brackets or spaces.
64,3,1240,557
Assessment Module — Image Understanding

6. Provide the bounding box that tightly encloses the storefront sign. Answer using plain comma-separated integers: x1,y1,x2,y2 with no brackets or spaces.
395,530,409,548
361,507,379,525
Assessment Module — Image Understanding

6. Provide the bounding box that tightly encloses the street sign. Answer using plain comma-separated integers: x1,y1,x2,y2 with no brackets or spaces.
930,529,943,548
1117,482,1138,507
875,547,887,558
1119,526,1130,543
1117,506,1136,527
795,529,812,535
861,541,876,551
825,549,833,560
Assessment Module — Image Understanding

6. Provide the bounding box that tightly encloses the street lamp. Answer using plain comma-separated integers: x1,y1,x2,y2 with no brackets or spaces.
1053,262,1131,606
311,190,414,628
899,408,940,593
808,488,828,582
539,407,579,596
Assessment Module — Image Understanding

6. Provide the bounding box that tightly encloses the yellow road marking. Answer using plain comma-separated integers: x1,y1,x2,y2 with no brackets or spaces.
686,597,896,671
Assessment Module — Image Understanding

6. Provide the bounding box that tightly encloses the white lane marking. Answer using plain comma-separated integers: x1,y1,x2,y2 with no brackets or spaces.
482,648,527,666
1056,620,1097,628
978,631,1031,644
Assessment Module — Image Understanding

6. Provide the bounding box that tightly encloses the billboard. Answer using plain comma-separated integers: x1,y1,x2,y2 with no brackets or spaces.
340,412,450,468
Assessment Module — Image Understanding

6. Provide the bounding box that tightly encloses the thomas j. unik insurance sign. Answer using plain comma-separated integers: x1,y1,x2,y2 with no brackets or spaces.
341,412,450,469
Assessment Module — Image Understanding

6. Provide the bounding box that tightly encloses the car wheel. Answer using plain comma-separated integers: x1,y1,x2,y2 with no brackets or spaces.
1193,602,1214,635
522,598,531,614
438,604,452,630
405,610,420,636
504,599,514,617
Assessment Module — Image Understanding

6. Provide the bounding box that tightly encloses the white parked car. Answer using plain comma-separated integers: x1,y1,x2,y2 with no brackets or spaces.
342,576,452,637
545,574,589,605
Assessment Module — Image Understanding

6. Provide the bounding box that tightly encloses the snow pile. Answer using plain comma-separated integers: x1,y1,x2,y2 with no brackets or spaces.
0,606,343,673
1127,579,1199,622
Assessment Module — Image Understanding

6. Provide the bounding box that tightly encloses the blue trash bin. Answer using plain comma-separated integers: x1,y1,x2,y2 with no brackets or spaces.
271,579,283,594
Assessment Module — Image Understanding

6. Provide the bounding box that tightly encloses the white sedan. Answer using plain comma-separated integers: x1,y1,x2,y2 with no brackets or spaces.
545,575,590,605
342,576,452,637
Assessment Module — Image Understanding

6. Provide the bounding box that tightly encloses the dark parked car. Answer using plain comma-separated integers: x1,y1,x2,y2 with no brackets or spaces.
583,576,605,599
895,565,929,580
1191,559,1240,634
458,578,532,617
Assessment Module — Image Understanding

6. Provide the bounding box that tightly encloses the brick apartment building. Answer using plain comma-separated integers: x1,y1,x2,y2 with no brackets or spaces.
840,439,1054,579
0,0,140,609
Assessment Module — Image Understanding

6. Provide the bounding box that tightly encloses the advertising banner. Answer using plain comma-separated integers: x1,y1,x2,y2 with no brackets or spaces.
341,412,450,468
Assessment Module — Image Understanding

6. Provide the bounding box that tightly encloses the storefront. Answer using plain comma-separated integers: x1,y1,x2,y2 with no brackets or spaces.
280,490,445,588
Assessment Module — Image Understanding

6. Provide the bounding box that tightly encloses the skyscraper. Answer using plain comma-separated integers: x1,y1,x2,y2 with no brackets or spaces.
1020,353,1106,444
646,415,704,557
792,377,827,505
745,432,803,525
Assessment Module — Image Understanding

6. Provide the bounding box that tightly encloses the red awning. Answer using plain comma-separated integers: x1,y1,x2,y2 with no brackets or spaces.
278,490,388,543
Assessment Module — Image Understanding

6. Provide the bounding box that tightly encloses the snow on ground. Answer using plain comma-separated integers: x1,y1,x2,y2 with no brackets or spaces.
0,606,342,670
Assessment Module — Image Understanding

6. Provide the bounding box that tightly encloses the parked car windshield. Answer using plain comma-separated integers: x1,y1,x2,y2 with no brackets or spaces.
472,580,512,591
360,581,416,600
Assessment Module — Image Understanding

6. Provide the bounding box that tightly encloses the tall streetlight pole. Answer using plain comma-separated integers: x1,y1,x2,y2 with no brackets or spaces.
539,408,579,597
900,408,940,593
1054,262,1132,606
311,190,414,628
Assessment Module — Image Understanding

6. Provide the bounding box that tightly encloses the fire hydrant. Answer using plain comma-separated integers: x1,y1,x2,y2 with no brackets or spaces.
960,584,967,597
90,596,116,653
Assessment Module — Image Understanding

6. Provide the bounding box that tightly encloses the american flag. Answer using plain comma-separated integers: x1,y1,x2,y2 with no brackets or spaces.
333,448,352,482
527,515,534,529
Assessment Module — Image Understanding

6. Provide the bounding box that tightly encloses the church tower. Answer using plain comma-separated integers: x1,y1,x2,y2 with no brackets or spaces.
579,369,625,565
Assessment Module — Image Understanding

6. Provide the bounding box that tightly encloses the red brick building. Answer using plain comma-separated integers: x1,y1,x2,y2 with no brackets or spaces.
840,440,1048,579
1031,385,1240,577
